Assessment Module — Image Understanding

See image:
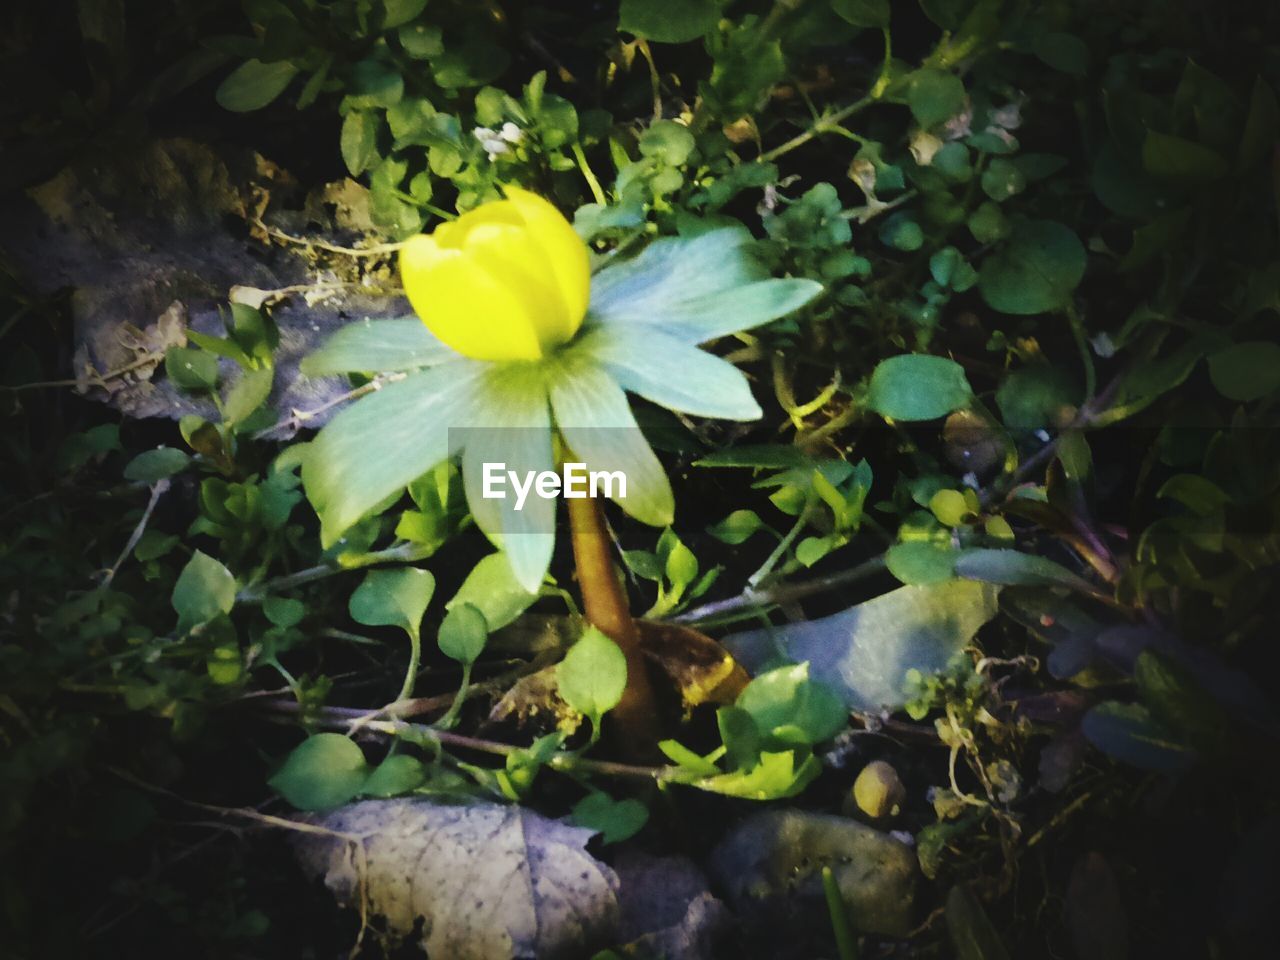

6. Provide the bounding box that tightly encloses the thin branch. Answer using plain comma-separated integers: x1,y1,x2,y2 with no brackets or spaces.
2,351,162,392
250,217,404,258
236,541,432,605
99,479,170,588
252,372,406,440
258,700,675,782
671,554,888,626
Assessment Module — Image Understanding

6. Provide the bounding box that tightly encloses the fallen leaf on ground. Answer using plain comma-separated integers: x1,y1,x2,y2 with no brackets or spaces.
722,580,999,712
293,799,619,960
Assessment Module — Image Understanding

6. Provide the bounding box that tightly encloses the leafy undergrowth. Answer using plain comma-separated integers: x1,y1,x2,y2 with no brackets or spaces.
2,1,1280,958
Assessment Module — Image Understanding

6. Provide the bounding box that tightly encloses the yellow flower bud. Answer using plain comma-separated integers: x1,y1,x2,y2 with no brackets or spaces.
399,187,591,362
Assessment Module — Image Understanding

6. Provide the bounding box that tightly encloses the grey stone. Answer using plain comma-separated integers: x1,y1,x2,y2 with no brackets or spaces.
1,137,405,432
709,808,918,940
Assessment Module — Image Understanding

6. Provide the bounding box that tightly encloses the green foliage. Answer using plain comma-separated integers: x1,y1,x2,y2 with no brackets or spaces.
867,355,974,422
172,551,237,635
569,791,649,845
348,567,434,637
268,734,371,811
7,1,1280,954
556,627,627,730
437,603,487,664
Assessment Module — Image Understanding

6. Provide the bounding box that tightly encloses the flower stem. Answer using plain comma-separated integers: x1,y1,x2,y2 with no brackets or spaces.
398,625,421,702
566,494,661,752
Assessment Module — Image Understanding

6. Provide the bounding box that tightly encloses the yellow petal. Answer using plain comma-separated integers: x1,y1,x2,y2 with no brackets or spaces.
400,234,544,361
435,201,524,249
504,186,590,335
458,220,576,350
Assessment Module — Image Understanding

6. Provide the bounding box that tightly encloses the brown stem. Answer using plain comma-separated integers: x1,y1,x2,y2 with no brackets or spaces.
566,494,661,753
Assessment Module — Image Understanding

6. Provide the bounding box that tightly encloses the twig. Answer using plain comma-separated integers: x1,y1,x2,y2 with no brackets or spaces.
105,766,373,957
2,351,161,392
254,373,406,439
236,541,432,605
671,554,888,625
99,479,170,588
258,700,675,782
250,217,404,258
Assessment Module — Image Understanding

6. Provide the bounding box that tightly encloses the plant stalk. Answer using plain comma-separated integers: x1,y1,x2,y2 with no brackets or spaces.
566,493,661,752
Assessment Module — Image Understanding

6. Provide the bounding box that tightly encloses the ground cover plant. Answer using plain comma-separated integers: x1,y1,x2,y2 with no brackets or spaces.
2,0,1279,957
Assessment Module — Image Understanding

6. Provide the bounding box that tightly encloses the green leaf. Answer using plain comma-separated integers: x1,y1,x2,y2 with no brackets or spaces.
980,157,1026,202
716,705,763,769
946,883,1011,960
229,303,278,360
967,201,1009,243
619,0,720,43
264,596,306,628
709,509,763,545
1157,474,1231,515
172,551,237,634
795,536,834,567
657,739,722,776
624,550,662,581
1134,651,1229,752
886,542,957,585
303,363,482,547
56,424,121,472
381,0,428,29
1207,341,1280,402
1238,77,1279,171
556,626,627,725
165,347,219,391
692,750,819,799
341,110,380,176
134,531,178,562
447,552,539,631
588,228,823,343
186,329,249,366
347,58,404,109
207,643,242,685
223,366,274,426
879,214,924,251
1032,31,1088,76
1080,701,1196,773
361,754,426,797
930,247,978,291
954,548,1098,596
268,734,370,811
438,603,487,664
581,324,762,422
348,567,435,637
301,319,456,377
1141,130,1229,182
737,663,848,746
723,580,999,712
867,354,973,421
216,59,299,112
996,365,1080,432
929,489,971,527
569,792,649,844
832,0,890,28
979,219,1086,315
907,69,967,127
547,358,675,526
399,22,444,59
124,447,190,483
664,537,699,589
639,119,696,166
